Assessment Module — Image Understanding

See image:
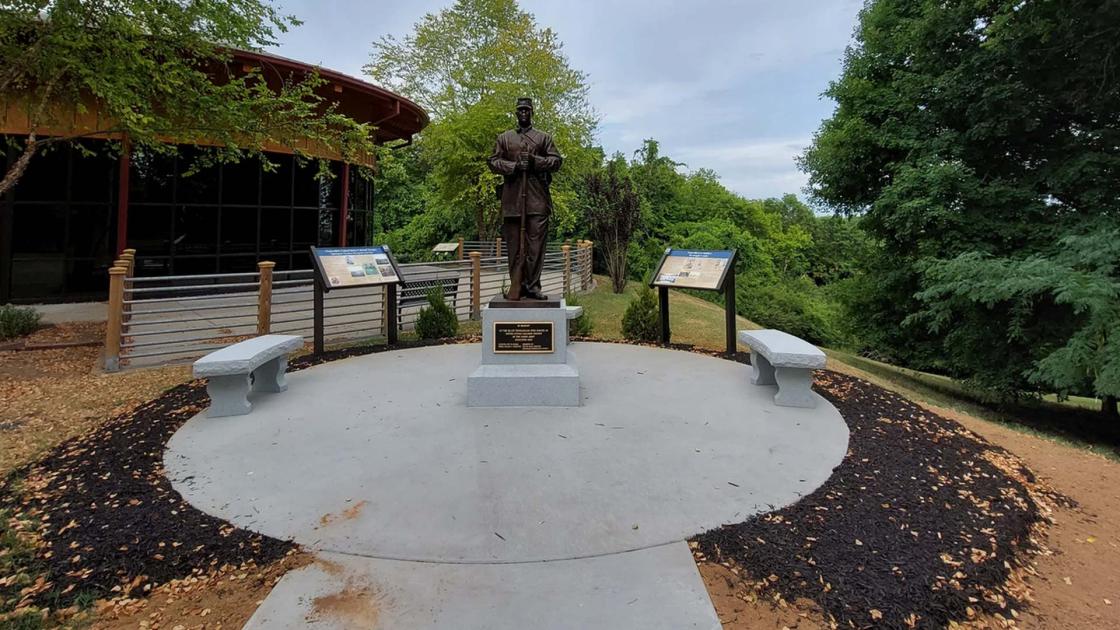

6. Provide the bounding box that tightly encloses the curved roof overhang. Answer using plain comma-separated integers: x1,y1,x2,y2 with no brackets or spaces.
0,49,427,159
231,49,428,145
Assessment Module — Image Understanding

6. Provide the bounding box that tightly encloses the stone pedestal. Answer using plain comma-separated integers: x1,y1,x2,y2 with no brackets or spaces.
467,297,580,407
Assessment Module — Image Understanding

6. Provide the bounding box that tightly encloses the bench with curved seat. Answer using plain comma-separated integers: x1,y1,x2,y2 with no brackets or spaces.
737,329,826,408
193,334,304,417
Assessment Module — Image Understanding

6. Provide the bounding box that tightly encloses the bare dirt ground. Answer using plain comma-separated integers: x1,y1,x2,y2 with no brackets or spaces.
941,406,1120,629
0,322,189,476
89,552,311,630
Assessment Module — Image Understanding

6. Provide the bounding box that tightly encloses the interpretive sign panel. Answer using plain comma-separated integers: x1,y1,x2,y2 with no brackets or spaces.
651,249,735,290
432,242,461,253
310,246,402,291
493,322,555,354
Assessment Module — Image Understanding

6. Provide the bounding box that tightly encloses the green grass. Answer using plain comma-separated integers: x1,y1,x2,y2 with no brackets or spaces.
577,277,759,350
824,348,1120,460
0,504,98,630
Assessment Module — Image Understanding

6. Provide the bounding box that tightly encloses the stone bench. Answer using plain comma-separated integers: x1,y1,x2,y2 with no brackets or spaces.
193,334,304,417
737,329,826,408
565,304,583,344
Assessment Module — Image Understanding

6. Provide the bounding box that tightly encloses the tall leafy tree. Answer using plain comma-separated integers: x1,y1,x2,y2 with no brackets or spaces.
801,0,1120,412
579,155,641,293
0,0,375,195
366,0,597,239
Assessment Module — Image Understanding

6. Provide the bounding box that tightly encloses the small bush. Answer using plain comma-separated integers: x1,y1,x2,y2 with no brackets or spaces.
622,286,660,342
415,287,459,339
565,292,593,337
0,304,41,340
737,276,837,346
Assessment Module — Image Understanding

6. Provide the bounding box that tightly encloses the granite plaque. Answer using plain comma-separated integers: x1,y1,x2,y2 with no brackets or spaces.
494,322,555,354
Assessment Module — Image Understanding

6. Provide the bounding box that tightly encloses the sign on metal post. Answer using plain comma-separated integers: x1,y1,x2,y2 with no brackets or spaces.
309,245,404,353
432,242,461,254
649,248,738,354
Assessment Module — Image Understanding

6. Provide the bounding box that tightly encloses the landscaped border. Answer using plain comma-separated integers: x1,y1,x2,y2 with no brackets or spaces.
1,338,1061,629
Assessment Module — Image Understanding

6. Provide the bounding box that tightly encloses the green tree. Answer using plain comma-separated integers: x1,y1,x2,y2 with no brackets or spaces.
621,285,660,343
579,155,642,293
916,223,1120,418
366,0,597,239
801,0,1120,408
0,0,375,195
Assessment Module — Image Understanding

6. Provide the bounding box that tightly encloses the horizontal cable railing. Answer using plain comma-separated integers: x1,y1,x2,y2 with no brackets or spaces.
102,240,594,371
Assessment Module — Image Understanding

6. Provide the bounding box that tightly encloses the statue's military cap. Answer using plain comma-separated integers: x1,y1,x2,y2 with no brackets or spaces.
516,97,533,110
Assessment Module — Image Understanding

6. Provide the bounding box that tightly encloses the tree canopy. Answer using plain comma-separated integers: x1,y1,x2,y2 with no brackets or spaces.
366,0,597,239
0,0,376,195
801,0,1120,412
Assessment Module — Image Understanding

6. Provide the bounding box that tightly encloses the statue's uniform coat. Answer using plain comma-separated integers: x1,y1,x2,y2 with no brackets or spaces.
487,126,563,296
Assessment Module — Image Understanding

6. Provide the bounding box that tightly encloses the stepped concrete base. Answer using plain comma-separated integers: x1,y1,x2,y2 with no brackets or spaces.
468,354,580,407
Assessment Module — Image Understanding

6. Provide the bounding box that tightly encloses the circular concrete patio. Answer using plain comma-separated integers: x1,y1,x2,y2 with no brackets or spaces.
164,342,849,563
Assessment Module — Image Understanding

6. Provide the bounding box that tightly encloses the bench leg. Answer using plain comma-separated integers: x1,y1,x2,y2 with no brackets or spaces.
207,374,252,417
750,351,776,386
252,356,289,393
773,367,817,408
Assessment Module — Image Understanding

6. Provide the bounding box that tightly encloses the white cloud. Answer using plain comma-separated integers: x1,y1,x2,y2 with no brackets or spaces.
675,137,812,199
271,0,862,199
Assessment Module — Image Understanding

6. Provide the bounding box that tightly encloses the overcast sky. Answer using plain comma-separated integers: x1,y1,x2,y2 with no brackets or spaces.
271,0,864,201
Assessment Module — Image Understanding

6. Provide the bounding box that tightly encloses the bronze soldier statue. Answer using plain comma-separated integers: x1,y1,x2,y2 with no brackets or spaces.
487,97,563,300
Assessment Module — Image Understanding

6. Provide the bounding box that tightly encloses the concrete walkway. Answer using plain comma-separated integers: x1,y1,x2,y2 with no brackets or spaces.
165,343,849,628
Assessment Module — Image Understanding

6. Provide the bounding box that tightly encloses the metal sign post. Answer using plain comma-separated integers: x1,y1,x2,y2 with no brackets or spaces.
650,248,739,355
309,245,404,355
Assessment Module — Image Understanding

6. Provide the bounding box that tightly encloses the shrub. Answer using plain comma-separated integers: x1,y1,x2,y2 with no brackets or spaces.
0,304,41,340
564,292,593,337
736,276,837,346
415,287,458,339
622,286,660,342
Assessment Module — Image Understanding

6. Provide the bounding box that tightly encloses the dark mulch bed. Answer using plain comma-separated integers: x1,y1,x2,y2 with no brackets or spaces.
2,337,1061,629
694,368,1069,630
0,337,465,611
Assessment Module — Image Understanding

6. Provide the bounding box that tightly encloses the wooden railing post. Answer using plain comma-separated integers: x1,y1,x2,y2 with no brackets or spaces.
257,261,275,335
121,248,136,277
494,236,502,258
562,244,572,295
584,240,594,290
457,236,465,261
104,266,126,371
470,251,482,319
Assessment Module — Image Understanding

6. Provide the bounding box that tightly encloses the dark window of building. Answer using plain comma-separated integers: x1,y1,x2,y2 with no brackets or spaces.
15,146,68,202
175,206,219,255
260,207,292,253
177,154,220,204
129,204,174,257
222,159,260,206
68,204,112,257
220,206,257,254
292,208,318,248
172,256,218,276
2,133,367,302
12,203,66,253
70,144,115,202
129,147,175,204
293,160,321,207
10,259,65,299
261,155,293,206
219,255,257,274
